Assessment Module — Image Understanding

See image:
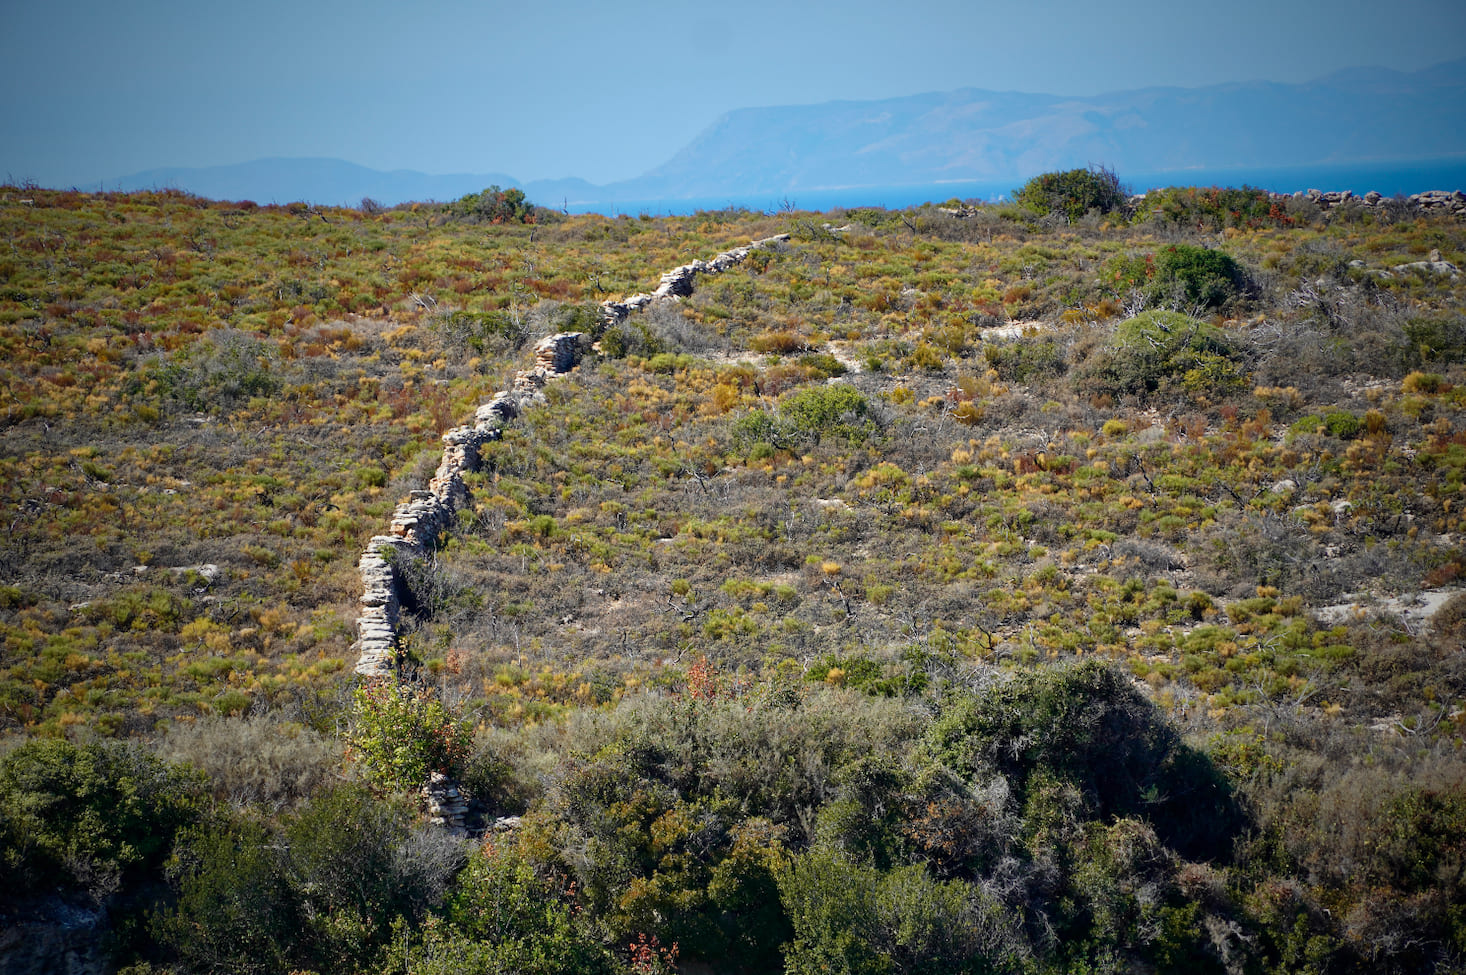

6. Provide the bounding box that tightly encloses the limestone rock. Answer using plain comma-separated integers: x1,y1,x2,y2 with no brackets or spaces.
422,772,470,834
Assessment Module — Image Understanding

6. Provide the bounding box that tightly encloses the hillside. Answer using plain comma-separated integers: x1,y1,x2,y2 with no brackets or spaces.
1,182,1464,974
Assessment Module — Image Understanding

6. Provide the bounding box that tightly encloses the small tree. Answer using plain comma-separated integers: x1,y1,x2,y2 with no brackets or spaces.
1015,166,1128,221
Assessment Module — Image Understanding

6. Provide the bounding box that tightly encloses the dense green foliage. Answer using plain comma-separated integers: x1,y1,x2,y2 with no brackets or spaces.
453,185,535,224
0,738,204,901
346,678,471,792
153,785,458,973
1014,167,1128,221
1092,309,1247,400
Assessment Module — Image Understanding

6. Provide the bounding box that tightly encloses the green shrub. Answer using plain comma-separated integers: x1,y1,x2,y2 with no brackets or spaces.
155,786,457,974
983,337,1066,383
346,679,471,792
732,384,875,451
1323,411,1362,439
409,836,618,975
0,738,204,902
1094,310,1245,401
776,850,1027,975
1015,166,1128,221
1152,244,1247,311
924,661,1241,859
1136,185,1283,229
453,185,534,224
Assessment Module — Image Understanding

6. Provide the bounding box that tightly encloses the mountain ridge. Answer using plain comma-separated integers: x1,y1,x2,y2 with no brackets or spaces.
92,57,1466,208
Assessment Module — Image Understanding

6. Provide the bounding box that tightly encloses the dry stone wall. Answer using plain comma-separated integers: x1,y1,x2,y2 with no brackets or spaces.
353,233,790,678
353,331,591,676
599,233,790,327
937,190,1466,220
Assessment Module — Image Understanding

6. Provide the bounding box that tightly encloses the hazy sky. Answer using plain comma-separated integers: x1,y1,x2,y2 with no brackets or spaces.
4,0,1464,188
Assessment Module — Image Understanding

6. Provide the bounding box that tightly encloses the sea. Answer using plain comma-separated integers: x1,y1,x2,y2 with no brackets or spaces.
572,156,1466,217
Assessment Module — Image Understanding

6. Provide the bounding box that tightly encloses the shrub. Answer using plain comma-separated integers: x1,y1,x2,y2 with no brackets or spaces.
1152,244,1247,311
1137,185,1285,230
732,384,876,451
454,185,534,224
983,337,1066,383
924,661,1242,859
1323,411,1362,439
347,679,471,792
410,836,618,975
1015,166,1127,221
0,738,205,902
155,786,460,974
1403,371,1445,394
158,714,344,810
1093,310,1245,401
152,815,295,975
776,850,1028,975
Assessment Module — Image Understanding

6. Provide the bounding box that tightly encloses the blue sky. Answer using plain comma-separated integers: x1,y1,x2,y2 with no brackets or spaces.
4,0,1464,188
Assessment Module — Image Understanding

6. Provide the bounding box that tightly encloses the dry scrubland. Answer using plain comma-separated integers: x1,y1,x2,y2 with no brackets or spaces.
1,181,1465,974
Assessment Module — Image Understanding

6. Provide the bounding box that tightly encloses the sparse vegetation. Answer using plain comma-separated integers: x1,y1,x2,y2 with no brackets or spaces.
1,178,1464,973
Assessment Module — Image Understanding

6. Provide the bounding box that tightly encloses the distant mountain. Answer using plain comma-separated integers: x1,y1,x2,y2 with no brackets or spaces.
616,58,1466,200
94,59,1466,210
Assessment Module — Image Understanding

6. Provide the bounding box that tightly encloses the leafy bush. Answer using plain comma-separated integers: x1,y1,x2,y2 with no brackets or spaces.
924,661,1242,859
347,679,471,792
1092,310,1246,401
1106,244,1248,312
1015,166,1127,221
1152,244,1247,311
983,337,1066,383
731,384,876,450
776,850,1027,975
402,836,619,975
1323,411,1362,439
431,309,529,355
1136,185,1289,230
0,738,204,902
154,785,460,974
454,185,534,224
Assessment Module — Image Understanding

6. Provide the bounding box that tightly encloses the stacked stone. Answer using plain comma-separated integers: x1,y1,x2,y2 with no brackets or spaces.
355,239,786,680
599,292,654,328
1410,190,1466,216
422,772,469,834
475,391,519,427
598,233,790,328
533,331,590,372
1290,188,1466,217
654,259,710,299
356,535,411,677
434,427,493,507
354,331,591,677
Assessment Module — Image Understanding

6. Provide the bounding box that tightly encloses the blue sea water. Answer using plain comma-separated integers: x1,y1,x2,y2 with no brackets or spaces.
572,156,1466,216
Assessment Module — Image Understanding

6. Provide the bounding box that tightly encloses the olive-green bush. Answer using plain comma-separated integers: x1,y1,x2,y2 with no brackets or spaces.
1015,166,1128,221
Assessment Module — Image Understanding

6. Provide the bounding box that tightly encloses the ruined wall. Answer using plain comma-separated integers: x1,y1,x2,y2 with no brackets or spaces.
353,234,790,678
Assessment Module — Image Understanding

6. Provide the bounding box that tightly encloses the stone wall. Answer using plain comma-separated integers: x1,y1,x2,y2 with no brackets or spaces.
1298,188,1466,216
353,332,591,676
937,190,1466,220
353,234,790,678
599,233,790,328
